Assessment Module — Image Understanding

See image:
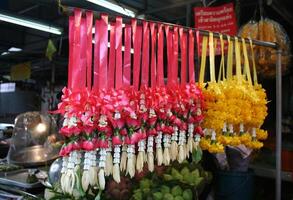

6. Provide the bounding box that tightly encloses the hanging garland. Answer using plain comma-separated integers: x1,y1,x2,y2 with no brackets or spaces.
199,33,268,154
54,9,206,198
53,8,270,199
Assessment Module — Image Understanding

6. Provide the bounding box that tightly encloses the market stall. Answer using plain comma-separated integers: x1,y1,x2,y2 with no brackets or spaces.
0,1,288,200
45,8,281,200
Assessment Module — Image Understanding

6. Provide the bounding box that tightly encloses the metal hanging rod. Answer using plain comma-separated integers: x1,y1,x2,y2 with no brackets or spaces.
64,7,279,50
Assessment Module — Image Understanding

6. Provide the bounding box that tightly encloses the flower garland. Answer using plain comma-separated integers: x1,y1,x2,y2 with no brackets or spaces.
200,76,268,153
199,35,269,153
55,84,204,192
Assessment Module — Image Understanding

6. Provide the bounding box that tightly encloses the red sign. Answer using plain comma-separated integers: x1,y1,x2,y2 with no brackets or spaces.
194,3,237,55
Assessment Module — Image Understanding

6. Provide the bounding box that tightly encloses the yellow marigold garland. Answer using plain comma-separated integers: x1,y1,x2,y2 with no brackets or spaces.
239,133,252,146
199,35,269,153
200,137,224,153
200,77,268,152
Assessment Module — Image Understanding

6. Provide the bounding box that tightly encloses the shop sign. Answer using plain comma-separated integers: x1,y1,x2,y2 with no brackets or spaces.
194,3,237,55
0,83,15,93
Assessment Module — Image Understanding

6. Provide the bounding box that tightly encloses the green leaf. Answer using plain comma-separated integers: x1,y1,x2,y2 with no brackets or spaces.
45,39,57,61
49,195,71,200
192,147,203,164
74,167,86,197
94,190,102,200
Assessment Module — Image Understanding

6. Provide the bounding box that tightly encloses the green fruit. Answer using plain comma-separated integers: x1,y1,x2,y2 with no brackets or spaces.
160,185,170,194
177,174,184,181
181,167,190,176
182,189,193,200
183,174,194,185
205,171,213,182
203,171,208,177
190,170,200,184
171,186,183,196
163,174,174,181
171,168,183,181
133,191,143,200
134,189,141,194
163,193,174,200
140,179,151,189
174,196,184,200
153,192,163,200
194,177,204,186
142,188,151,194
181,160,189,164
191,169,200,178
171,168,180,177
171,168,179,176
182,174,189,183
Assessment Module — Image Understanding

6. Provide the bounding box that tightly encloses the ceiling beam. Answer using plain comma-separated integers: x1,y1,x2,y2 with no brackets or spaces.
267,0,293,27
18,4,40,14
140,0,201,14
186,3,191,26
117,0,145,10
144,0,148,11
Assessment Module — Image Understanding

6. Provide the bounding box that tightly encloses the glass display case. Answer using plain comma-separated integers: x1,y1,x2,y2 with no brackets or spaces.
7,112,62,167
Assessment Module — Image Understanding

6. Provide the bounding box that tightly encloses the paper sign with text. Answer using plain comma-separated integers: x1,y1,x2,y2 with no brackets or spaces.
194,3,237,55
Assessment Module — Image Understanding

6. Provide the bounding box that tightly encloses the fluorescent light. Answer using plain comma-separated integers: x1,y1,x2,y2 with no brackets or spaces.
0,12,63,35
1,47,22,56
137,14,145,19
8,47,22,52
87,0,136,17
2,75,11,80
1,52,9,56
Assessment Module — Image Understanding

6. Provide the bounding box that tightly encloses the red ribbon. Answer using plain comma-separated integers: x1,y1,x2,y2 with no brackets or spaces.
132,20,142,91
108,23,115,89
165,26,172,86
141,21,150,87
93,20,100,91
150,22,156,88
196,31,200,61
157,24,164,86
99,14,108,90
79,18,87,88
172,26,178,85
115,17,123,89
123,24,131,86
68,16,74,89
86,11,93,89
72,9,82,91
188,29,195,83
179,27,187,85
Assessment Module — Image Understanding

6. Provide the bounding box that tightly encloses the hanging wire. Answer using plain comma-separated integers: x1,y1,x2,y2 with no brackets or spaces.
252,3,258,22
259,0,264,20
201,0,207,7
207,0,218,7
57,0,69,15
201,0,218,7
